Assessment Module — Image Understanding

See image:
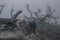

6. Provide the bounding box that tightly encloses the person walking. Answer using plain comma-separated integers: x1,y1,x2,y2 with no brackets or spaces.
29,20,37,34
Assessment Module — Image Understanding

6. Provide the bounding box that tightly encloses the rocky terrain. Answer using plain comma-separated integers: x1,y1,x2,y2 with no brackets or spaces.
0,24,60,40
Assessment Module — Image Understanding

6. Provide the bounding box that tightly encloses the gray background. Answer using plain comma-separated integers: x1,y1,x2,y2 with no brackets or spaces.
0,0,60,24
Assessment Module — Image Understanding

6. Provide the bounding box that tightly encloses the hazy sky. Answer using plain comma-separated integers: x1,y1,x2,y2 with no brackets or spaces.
0,0,60,24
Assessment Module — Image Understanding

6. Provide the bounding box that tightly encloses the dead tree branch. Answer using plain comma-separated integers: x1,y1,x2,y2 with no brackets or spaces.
0,4,5,18
0,4,5,14
26,4,33,18
11,10,22,23
26,4,41,19
41,4,57,23
10,6,14,17
24,15,28,19
34,9,41,18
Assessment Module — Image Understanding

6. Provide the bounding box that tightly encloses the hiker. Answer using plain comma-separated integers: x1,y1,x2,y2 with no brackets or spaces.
29,20,37,34
22,19,37,36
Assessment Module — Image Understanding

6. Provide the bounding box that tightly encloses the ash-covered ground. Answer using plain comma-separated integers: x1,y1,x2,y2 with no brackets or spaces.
0,23,60,40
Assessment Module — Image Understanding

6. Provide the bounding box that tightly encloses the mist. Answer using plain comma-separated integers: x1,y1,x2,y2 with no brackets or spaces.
0,0,60,40
0,0,60,24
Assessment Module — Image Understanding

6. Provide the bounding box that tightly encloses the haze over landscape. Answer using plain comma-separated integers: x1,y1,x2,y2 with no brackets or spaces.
0,0,60,24
0,0,60,40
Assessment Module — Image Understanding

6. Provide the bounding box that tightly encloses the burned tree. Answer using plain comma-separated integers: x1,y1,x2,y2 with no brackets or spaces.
6,10,22,31
0,4,22,31
0,4,5,18
0,4,5,29
33,4,57,24
25,4,57,27
1,6,22,31
11,10,22,22
26,4,33,18
33,9,41,18
26,4,41,18
41,5,56,24
10,6,14,17
25,4,41,22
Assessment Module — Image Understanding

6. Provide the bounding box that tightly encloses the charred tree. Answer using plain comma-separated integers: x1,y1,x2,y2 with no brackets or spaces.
0,4,5,18
10,6,14,17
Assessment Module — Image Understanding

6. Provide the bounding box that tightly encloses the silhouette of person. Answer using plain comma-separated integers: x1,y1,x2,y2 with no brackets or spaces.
29,20,37,34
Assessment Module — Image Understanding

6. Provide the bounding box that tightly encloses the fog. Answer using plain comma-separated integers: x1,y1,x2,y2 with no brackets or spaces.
0,0,60,24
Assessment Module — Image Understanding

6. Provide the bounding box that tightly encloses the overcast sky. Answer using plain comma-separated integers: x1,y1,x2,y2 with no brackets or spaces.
0,0,60,24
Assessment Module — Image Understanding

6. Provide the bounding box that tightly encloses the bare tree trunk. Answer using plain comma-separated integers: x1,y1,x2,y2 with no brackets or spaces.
0,4,5,18
10,10,22,23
